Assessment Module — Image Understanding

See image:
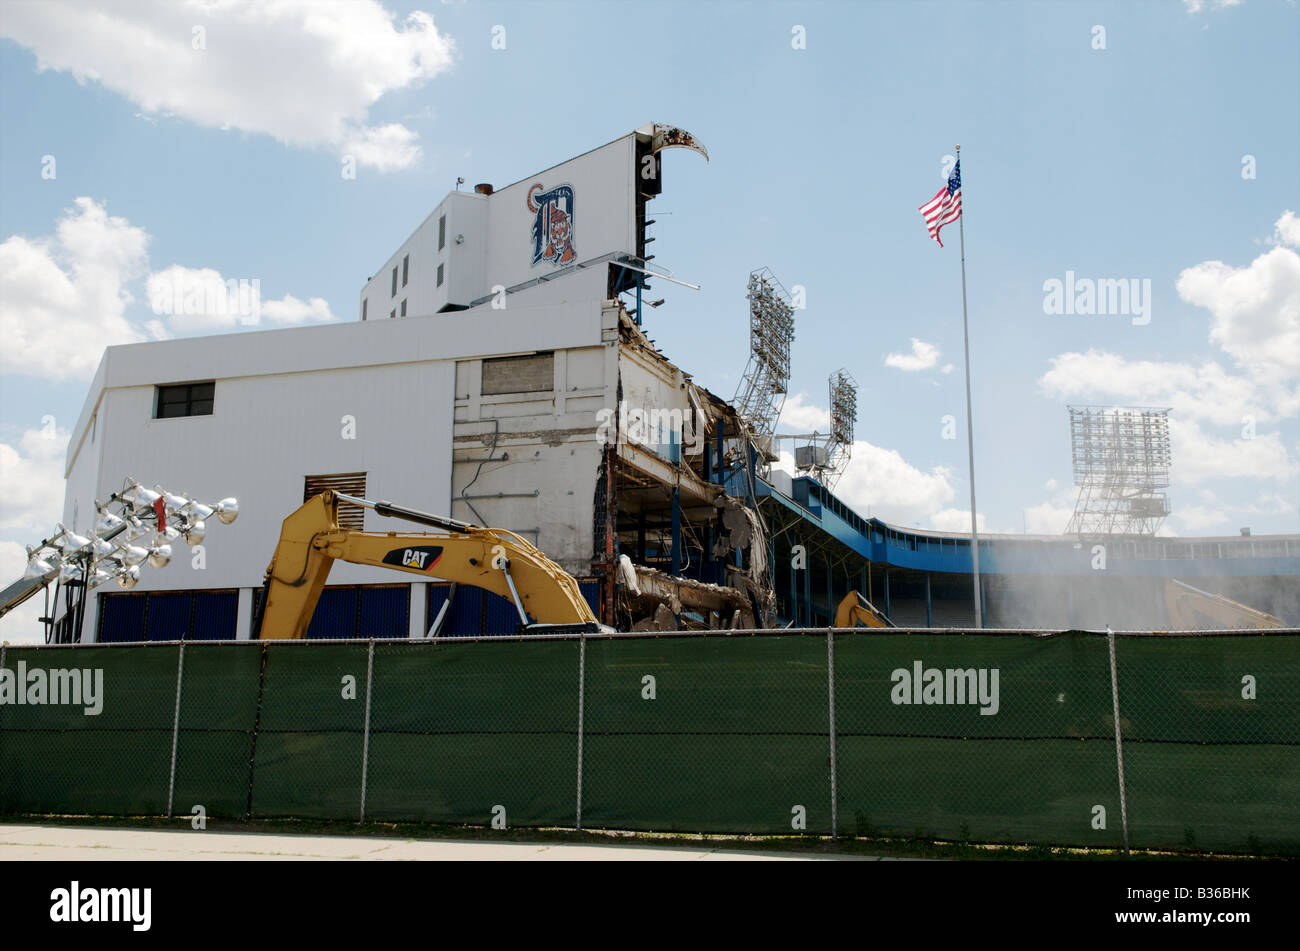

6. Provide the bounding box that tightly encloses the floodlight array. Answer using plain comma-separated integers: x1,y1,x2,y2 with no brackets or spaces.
22,478,238,592
734,268,798,446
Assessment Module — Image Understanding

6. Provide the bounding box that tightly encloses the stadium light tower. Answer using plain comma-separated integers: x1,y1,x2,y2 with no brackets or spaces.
1065,405,1172,536
733,268,796,457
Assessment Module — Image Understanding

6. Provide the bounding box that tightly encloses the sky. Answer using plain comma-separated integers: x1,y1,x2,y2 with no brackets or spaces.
1,0,1297,619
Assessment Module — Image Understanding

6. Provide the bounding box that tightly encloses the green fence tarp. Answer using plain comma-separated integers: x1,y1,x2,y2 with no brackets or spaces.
1,631,1296,854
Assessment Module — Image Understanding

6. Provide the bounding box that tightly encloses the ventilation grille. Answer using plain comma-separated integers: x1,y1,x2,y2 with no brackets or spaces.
304,473,367,531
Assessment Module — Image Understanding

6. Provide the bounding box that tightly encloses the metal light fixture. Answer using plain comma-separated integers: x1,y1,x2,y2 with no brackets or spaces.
55,524,91,552
121,482,161,508
182,520,206,546
213,498,239,524
23,554,57,579
147,545,172,569
118,544,149,567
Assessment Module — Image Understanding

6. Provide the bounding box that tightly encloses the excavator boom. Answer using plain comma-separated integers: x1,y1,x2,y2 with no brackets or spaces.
253,491,600,639
833,590,894,629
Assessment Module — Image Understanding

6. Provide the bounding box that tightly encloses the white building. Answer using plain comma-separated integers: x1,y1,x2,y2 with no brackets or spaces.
58,125,766,642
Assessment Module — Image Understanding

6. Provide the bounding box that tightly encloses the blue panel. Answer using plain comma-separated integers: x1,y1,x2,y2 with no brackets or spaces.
447,587,483,637
192,591,238,640
482,589,518,635
307,587,358,639
425,584,449,635
579,581,599,616
98,592,146,642
144,592,189,641
359,586,409,638
424,584,483,637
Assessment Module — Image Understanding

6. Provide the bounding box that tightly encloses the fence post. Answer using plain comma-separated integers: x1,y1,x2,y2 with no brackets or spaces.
166,642,185,819
1107,627,1131,855
827,627,838,840
359,638,375,823
245,643,269,819
575,635,586,831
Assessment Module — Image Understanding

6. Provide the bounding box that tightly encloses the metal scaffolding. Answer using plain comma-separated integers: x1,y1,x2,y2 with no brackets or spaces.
733,268,796,454
1066,405,1172,536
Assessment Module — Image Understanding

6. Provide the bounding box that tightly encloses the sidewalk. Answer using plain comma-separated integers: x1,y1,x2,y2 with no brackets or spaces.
0,824,900,861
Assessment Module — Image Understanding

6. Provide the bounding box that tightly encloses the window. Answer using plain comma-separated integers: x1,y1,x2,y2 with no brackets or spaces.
438,215,446,250
437,263,444,287
391,266,398,297
362,298,368,321
400,299,407,317
481,353,554,395
402,254,409,287
304,473,367,531
390,309,396,319
155,381,215,419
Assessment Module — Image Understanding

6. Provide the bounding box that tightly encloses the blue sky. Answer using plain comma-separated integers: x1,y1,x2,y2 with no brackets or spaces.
1,0,1297,577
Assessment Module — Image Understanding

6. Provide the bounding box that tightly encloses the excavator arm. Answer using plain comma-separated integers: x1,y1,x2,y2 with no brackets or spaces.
1163,578,1284,630
253,491,600,639
833,590,894,629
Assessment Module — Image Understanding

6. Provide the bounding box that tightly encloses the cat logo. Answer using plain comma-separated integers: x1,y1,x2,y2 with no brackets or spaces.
381,545,444,572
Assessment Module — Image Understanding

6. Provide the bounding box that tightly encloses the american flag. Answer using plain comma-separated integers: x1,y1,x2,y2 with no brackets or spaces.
919,160,961,247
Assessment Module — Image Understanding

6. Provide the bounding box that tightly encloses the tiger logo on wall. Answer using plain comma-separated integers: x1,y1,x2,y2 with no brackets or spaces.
528,183,577,267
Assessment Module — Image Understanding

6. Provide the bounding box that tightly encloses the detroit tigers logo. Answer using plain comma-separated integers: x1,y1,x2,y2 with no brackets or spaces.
528,183,576,267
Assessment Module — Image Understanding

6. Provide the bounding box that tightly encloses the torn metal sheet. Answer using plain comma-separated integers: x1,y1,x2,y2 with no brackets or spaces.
642,123,709,162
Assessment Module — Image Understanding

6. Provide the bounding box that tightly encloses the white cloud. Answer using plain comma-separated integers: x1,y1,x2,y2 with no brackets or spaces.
884,338,943,372
1022,499,1074,535
0,198,149,381
147,265,336,331
0,426,69,540
1176,245,1300,383
1172,505,1231,533
1169,418,1296,484
0,425,70,644
777,393,831,432
928,508,988,533
0,0,455,171
341,122,423,173
1038,211,1300,489
776,392,957,523
1274,210,1300,248
1038,350,1292,426
1183,0,1245,12
3,200,338,381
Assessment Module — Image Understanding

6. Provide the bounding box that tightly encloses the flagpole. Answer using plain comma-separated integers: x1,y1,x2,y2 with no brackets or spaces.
955,143,983,629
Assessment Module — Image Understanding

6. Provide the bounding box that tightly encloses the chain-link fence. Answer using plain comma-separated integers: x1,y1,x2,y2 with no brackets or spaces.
1,629,1296,853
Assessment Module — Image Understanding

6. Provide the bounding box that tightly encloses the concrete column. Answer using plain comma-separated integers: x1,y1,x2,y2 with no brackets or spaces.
670,486,681,576
235,588,253,640
409,583,427,638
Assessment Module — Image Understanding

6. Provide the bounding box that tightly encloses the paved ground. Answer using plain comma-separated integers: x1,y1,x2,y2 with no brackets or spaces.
0,824,898,860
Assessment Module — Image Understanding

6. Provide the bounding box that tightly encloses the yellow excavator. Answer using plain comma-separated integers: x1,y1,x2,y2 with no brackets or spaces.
252,490,607,638
833,590,894,629
1163,578,1284,630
